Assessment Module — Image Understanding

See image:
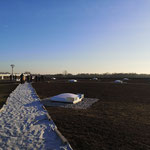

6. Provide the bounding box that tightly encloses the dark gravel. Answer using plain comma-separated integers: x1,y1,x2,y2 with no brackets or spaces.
33,80,150,150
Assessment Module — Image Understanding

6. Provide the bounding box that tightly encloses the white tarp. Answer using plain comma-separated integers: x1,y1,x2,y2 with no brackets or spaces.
51,93,84,104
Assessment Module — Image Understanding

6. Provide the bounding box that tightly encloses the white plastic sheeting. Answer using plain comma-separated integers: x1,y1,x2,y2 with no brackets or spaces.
42,98,99,109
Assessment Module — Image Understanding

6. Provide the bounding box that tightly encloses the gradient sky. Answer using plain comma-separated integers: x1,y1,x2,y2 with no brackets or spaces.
0,0,150,74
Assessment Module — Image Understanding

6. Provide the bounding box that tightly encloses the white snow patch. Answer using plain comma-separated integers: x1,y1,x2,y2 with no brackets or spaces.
92,78,98,80
123,78,129,81
68,79,77,83
114,80,123,84
50,93,84,104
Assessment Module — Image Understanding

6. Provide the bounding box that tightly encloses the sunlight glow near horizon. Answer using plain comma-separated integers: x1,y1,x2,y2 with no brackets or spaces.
0,0,150,74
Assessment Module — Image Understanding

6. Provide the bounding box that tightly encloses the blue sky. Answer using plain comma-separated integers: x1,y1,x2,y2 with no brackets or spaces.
0,0,150,74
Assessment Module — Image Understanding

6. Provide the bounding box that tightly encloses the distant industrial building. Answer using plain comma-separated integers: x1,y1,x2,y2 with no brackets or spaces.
0,73,30,80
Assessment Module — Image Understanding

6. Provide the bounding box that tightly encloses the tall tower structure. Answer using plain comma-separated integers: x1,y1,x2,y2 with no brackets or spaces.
10,64,15,80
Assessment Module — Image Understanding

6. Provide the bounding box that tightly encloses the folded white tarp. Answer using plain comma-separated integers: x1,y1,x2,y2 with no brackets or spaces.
50,93,84,104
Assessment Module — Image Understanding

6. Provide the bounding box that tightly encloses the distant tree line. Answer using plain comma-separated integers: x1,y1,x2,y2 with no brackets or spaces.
2,72,150,80
43,73,150,79
0,72,10,74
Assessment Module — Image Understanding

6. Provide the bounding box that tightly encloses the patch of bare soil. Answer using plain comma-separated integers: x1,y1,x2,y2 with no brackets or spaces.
0,82,18,108
33,80,150,150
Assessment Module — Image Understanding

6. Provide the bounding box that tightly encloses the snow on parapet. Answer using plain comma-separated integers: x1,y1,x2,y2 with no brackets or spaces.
0,83,72,150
